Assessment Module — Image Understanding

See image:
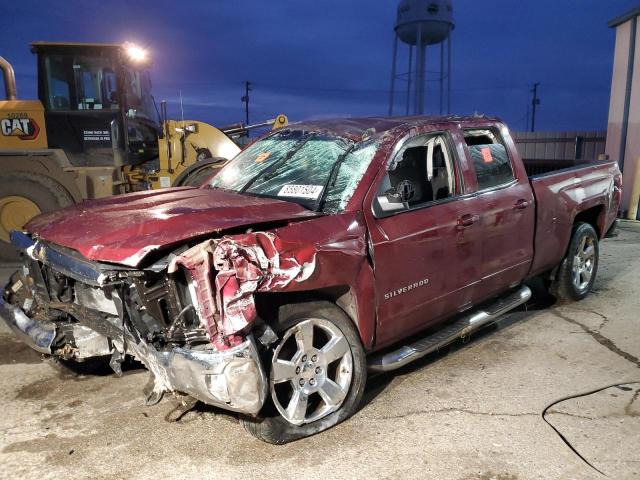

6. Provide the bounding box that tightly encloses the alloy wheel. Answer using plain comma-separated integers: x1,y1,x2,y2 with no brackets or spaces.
270,318,353,425
572,235,596,291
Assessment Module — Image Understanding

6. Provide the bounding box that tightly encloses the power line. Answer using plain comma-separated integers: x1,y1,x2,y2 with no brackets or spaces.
154,79,609,97
156,79,532,95
254,82,532,95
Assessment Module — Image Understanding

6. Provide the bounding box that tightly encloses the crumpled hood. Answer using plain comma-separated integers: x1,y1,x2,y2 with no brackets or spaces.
24,187,318,267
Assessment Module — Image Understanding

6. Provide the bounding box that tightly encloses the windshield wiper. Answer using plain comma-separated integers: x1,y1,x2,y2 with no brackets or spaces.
314,143,355,212
239,133,314,193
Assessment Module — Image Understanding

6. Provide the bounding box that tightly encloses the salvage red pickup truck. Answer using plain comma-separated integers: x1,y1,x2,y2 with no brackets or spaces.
2,116,621,443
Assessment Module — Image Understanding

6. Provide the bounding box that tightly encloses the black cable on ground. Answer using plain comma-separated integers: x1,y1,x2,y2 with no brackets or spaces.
541,381,640,477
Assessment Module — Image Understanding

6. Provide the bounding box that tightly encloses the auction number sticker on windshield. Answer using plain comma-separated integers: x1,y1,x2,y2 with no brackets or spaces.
278,184,324,199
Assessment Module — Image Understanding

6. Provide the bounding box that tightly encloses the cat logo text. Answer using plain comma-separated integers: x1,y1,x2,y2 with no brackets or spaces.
0,113,40,140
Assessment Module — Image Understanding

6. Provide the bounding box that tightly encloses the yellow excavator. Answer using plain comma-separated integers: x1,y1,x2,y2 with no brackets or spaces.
0,42,287,259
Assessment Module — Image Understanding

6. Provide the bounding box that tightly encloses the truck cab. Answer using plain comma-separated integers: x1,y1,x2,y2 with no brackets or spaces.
365,120,536,346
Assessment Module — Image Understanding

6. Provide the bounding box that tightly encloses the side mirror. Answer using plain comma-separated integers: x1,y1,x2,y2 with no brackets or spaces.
374,188,406,214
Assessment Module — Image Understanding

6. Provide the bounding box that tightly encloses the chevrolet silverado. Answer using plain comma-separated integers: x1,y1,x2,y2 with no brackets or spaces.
1,116,622,443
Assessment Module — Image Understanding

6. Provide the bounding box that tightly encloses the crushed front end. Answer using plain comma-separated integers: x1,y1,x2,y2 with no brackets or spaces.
0,231,267,415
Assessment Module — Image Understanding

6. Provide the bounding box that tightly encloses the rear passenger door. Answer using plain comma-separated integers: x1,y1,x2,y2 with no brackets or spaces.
364,130,484,349
461,127,535,298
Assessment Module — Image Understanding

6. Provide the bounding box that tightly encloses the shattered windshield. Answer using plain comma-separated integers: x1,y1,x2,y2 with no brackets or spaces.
209,130,380,212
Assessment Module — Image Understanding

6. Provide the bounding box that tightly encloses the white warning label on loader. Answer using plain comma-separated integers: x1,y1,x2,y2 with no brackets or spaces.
83,129,111,142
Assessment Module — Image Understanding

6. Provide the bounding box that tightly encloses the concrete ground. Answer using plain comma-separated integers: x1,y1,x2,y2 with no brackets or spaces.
0,222,638,480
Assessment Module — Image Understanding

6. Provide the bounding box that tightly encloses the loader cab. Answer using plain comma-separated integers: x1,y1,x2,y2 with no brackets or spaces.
32,42,160,166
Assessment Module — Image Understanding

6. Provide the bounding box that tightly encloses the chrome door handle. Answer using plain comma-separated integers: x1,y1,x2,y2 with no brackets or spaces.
513,199,532,210
457,214,479,229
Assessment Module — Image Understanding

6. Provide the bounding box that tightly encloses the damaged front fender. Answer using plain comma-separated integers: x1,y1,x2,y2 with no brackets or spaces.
169,212,373,349
169,231,317,347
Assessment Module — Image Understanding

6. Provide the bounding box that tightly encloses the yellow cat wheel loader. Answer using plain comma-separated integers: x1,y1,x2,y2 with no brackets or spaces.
0,42,287,260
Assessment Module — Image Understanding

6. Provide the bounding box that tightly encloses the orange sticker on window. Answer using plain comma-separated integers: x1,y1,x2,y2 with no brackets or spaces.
481,147,493,163
255,152,271,163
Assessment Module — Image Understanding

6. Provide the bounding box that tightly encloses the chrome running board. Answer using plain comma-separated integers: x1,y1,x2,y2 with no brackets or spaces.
368,285,532,373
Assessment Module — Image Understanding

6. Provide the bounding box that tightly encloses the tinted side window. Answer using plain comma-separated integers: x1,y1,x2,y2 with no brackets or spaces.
464,129,514,190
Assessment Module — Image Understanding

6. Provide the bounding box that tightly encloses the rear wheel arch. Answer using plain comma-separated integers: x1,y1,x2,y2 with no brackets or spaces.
572,205,605,239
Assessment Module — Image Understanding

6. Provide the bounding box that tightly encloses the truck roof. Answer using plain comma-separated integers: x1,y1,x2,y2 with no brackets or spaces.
289,115,500,141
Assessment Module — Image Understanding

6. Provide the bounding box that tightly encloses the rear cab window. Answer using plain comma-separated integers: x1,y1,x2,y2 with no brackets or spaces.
463,129,515,190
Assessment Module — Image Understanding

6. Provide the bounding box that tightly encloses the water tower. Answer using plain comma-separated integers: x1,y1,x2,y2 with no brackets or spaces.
388,0,454,116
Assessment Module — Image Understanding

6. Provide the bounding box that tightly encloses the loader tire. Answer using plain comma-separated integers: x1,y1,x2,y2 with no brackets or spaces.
0,173,74,262
172,157,227,187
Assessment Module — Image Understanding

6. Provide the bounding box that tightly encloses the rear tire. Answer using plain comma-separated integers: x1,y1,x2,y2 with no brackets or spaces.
240,301,367,444
551,222,599,301
0,173,73,262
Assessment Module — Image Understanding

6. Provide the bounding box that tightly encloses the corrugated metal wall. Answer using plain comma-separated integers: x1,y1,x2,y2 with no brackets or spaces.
512,131,607,163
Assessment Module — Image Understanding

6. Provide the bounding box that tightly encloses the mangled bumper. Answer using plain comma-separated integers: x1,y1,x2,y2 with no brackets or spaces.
0,297,56,354
0,296,267,416
132,337,267,415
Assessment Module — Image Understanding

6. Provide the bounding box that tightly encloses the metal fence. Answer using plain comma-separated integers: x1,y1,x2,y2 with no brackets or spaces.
512,131,607,164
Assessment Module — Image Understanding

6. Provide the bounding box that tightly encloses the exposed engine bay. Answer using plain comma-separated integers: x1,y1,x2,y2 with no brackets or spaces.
2,231,277,415
1,200,370,422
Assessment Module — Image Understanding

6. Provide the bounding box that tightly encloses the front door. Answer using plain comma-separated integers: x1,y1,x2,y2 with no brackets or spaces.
365,130,484,349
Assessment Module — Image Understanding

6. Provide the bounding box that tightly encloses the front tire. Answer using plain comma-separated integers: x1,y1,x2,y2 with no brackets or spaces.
551,222,599,301
241,301,367,444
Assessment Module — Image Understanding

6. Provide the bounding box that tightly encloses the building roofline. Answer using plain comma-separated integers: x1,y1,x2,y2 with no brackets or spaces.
609,6,640,28
30,41,123,49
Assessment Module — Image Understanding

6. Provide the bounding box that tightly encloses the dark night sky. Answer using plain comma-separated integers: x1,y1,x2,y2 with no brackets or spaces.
2,1,638,132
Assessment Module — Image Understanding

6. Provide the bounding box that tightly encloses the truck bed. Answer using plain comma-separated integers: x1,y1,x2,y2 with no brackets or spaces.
526,159,621,277
522,158,607,177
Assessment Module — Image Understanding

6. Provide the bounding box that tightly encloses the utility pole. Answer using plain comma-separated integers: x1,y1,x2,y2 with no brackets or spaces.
241,81,251,126
530,82,540,132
